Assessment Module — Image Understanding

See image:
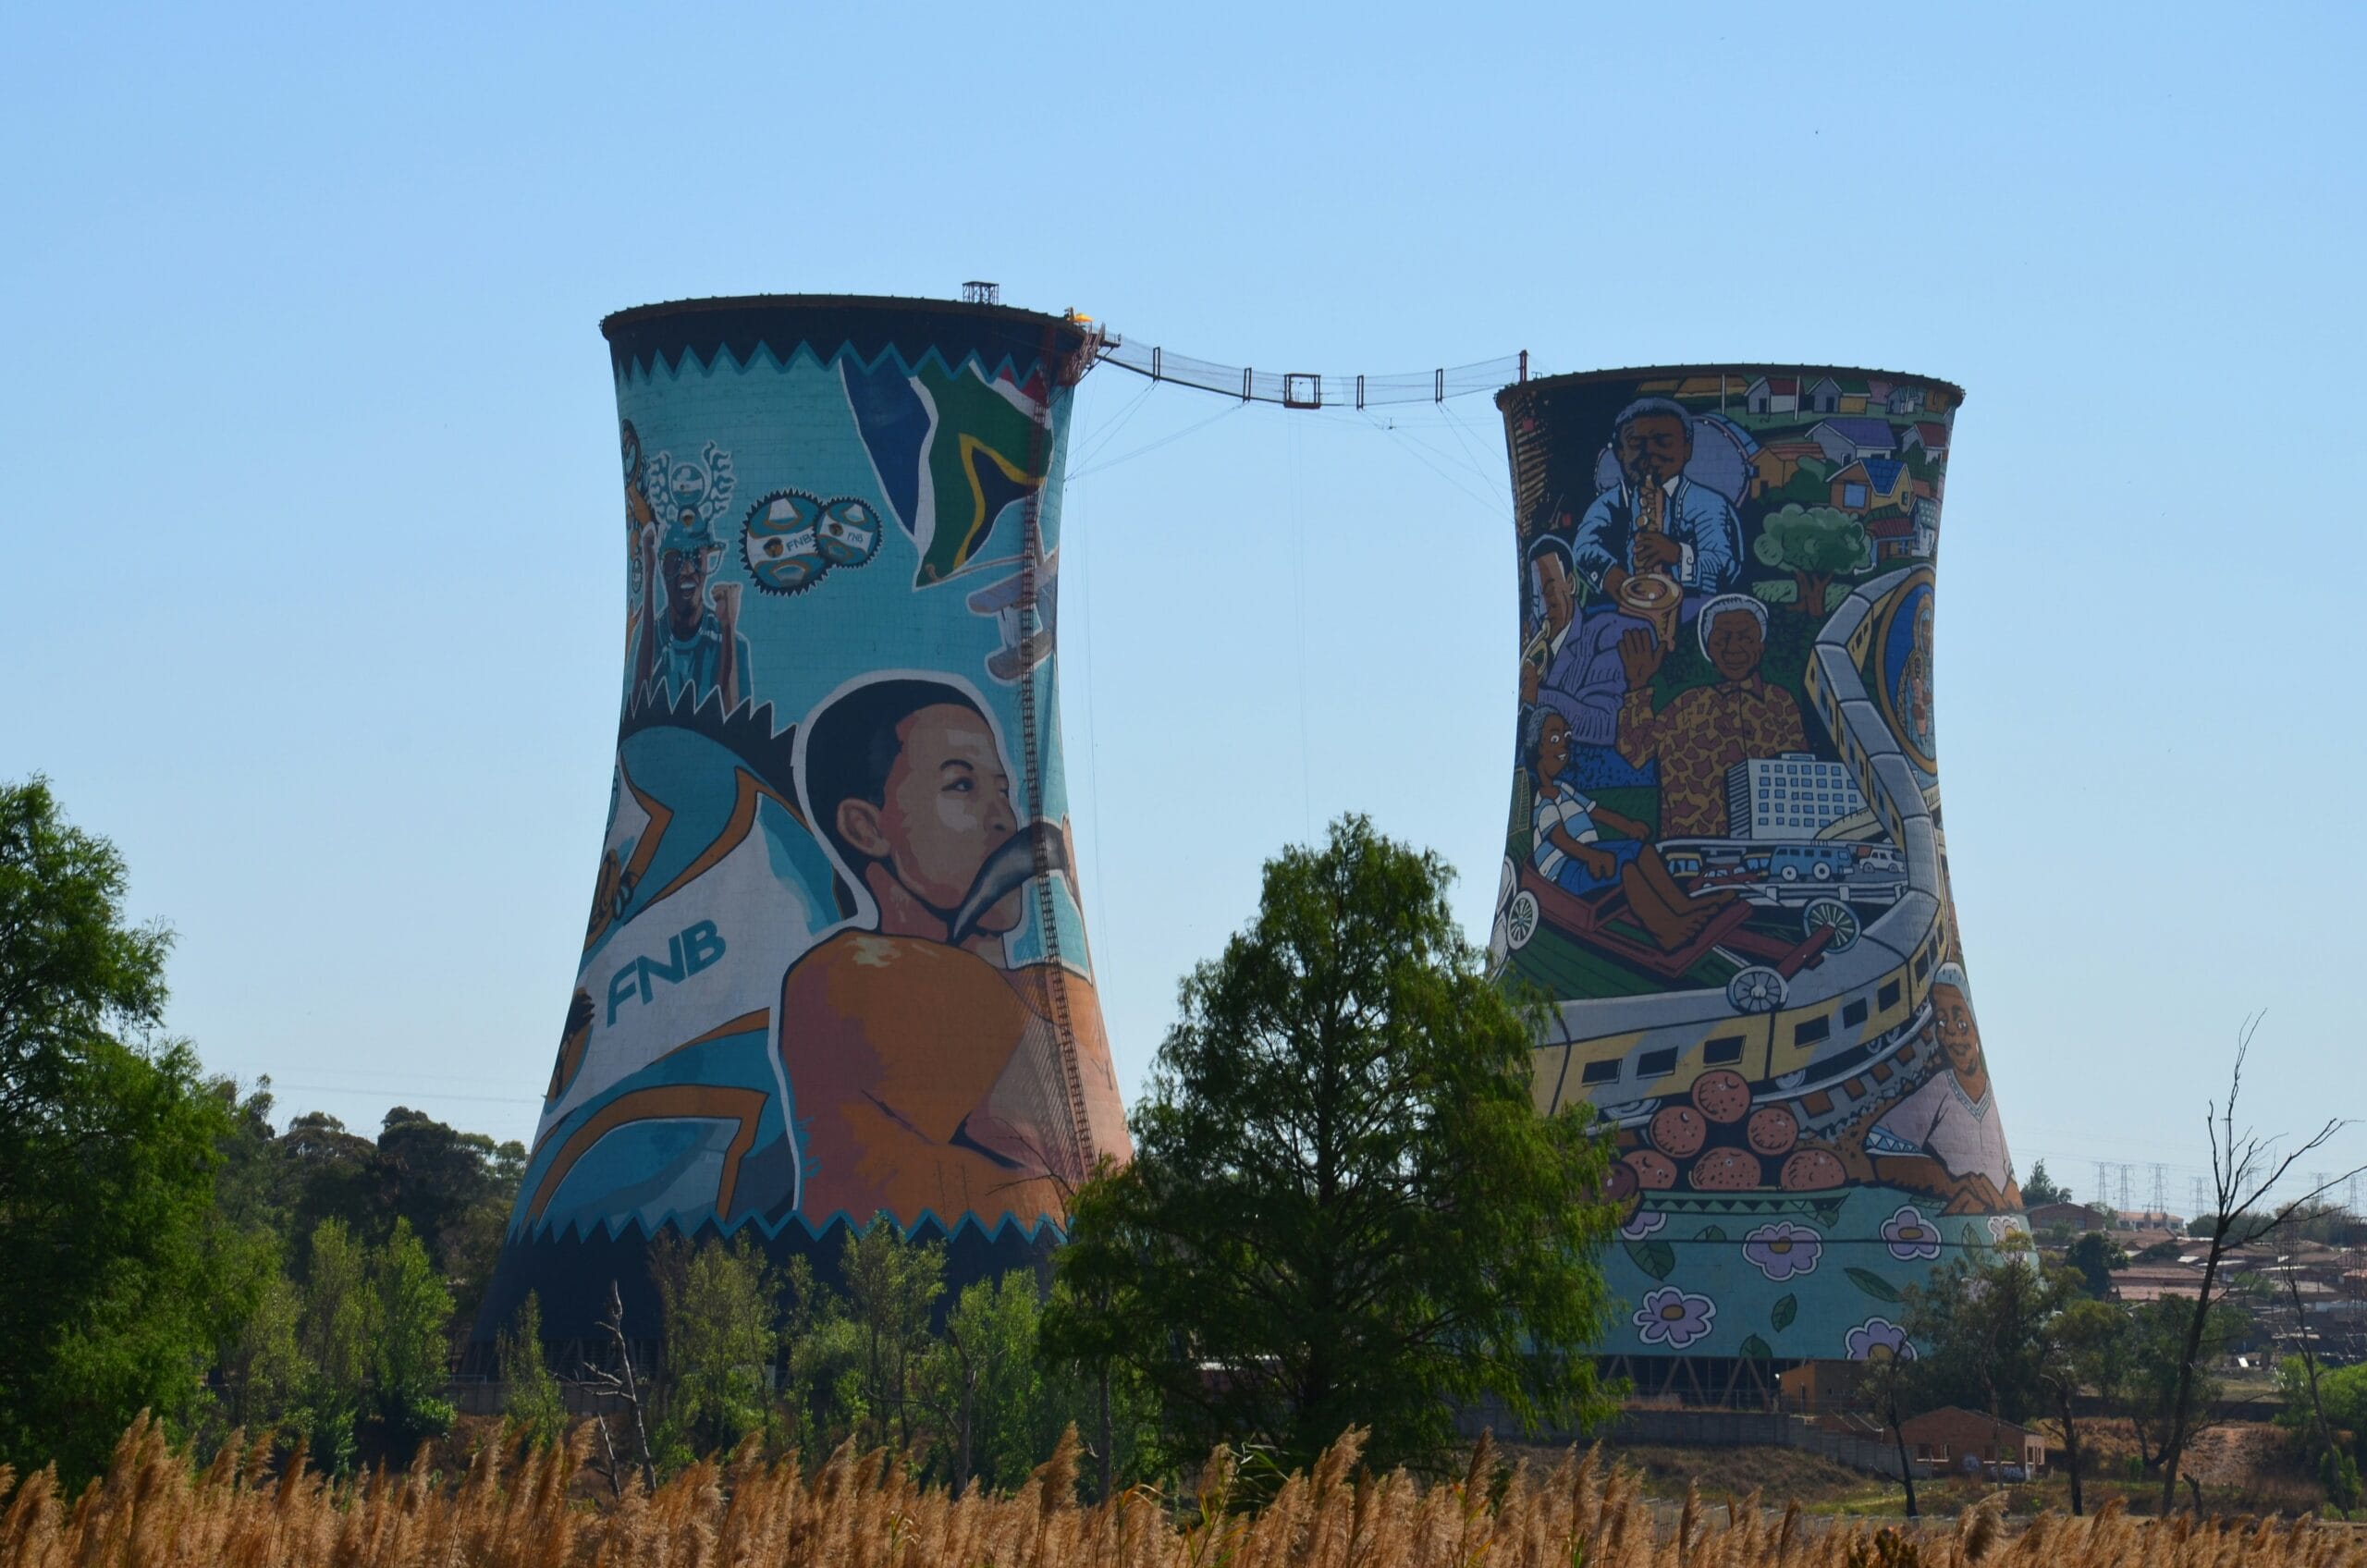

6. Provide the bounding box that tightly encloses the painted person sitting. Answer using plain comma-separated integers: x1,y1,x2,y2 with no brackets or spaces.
778,676,1126,1231
1526,706,1733,949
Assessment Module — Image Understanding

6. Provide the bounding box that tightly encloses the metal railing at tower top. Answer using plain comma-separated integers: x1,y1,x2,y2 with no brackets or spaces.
1091,335,1527,409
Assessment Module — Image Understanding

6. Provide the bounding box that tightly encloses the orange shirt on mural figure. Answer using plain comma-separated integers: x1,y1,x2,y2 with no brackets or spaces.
779,932,1109,1231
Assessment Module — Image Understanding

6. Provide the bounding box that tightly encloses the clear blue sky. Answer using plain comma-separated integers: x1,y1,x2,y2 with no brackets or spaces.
6,4,2362,1213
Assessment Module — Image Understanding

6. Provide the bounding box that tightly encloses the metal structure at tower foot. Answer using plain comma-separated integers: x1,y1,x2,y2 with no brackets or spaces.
473,294,1131,1353
1488,364,2021,1385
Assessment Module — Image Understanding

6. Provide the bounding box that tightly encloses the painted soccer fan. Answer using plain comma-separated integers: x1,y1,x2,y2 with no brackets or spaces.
633,508,753,709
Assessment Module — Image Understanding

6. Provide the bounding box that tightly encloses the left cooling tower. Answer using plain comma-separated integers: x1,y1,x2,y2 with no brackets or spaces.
475,296,1131,1347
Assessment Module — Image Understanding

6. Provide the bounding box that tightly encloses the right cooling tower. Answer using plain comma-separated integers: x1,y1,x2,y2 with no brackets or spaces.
1490,367,2019,1383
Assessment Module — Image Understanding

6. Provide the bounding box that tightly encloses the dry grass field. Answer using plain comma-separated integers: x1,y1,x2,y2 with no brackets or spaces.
5,1416,2363,1568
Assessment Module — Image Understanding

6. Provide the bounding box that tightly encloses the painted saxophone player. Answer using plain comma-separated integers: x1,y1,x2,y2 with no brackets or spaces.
1491,366,2021,1387
477,295,1130,1351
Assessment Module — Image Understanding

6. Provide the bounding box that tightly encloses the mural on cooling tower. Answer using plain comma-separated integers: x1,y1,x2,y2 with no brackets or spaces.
1489,368,2020,1365
519,300,1129,1257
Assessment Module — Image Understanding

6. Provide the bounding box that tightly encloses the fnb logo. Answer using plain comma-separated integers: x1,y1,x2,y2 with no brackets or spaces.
606,920,726,1023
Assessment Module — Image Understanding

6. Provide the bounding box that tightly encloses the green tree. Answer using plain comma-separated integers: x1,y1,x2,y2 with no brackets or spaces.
497,1291,567,1449
1900,1250,2068,1431
651,1232,781,1466
371,1217,456,1459
840,1219,946,1453
374,1107,525,1324
2124,1294,2245,1477
924,1273,1042,1492
0,778,240,1485
2039,1296,2128,1514
1752,504,1870,615
2022,1159,2067,1207
777,1256,868,1458
295,1217,375,1472
212,1248,307,1436
1053,815,1620,1475
2064,1231,2130,1299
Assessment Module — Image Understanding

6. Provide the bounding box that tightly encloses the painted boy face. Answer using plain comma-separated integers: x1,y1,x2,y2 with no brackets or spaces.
853,704,1022,933
1617,413,1691,487
1535,712,1573,779
1705,610,1766,682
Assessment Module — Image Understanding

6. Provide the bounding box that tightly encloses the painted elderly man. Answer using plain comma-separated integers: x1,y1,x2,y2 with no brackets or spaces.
1614,594,1808,837
1569,398,1744,599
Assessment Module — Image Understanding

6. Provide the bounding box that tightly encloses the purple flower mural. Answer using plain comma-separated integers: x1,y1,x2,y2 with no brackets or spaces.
1881,1204,1942,1261
1846,1317,1916,1361
1620,1209,1667,1242
1634,1286,1717,1350
1741,1219,1822,1281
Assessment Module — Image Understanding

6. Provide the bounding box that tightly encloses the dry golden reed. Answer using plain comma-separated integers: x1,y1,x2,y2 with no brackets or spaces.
4,1415,2363,1568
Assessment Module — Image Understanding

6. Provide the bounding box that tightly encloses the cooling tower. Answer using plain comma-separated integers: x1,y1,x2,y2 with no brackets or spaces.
1490,367,2019,1392
476,295,1130,1346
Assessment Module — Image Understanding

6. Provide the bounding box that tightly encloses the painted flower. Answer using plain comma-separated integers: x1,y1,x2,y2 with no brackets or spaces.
1634,1287,1717,1350
1620,1209,1667,1242
1741,1219,1822,1281
1881,1204,1942,1261
1846,1317,1917,1362
1987,1213,2027,1245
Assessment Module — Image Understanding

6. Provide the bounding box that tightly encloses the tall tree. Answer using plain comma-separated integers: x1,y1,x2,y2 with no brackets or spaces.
296,1217,375,1472
2039,1297,2128,1515
1752,504,1869,614
2021,1159,2067,1207
371,1217,456,1459
497,1291,567,1450
839,1219,945,1453
2156,1019,2365,1512
650,1232,781,1465
1052,815,1619,1474
0,778,238,1485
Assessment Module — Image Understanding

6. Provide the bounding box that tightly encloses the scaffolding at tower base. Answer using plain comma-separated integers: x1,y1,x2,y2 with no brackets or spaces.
1094,336,1526,409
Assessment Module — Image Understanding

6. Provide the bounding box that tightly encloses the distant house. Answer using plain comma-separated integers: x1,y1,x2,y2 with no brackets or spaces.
1896,1407,2047,1477
1747,375,1801,416
1750,374,1844,416
1637,374,1740,402
2110,1263,2204,1304
2025,1200,2112,1231
1777,1359,1868,1414
1912,497,1943,556
1830,458,1914,513
1901,421,1951,461
1865,512,1919,561
1809,418,1897,465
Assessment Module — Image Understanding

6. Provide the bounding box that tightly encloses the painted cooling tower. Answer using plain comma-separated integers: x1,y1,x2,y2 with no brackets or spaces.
476,296,1130,1345
1489,367,2018,1388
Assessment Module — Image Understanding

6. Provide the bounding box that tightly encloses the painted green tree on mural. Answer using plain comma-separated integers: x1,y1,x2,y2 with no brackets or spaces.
1754,504,1870,614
